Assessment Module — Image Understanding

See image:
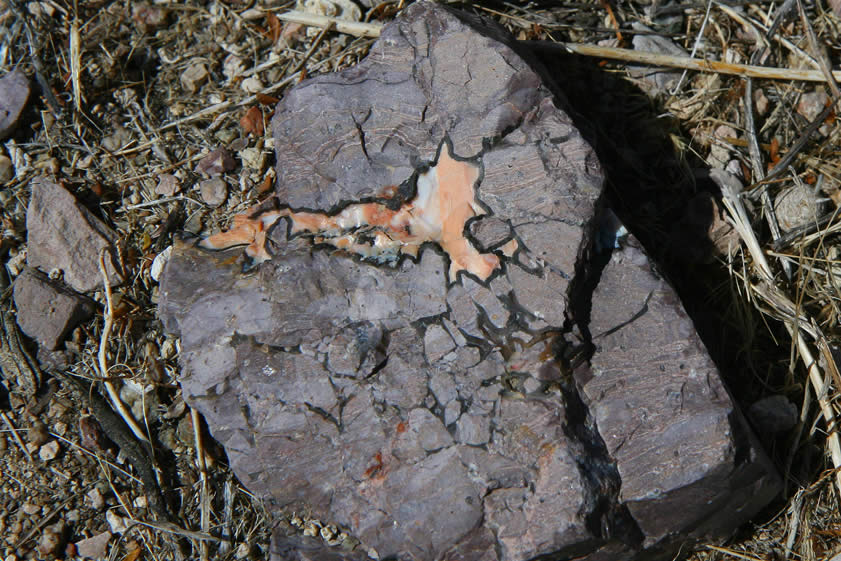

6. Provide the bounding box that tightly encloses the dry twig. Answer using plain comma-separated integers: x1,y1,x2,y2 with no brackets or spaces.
274,9,381,38
273,10,841,86
536,42,841,84
193,407,210,561
705,544,767,561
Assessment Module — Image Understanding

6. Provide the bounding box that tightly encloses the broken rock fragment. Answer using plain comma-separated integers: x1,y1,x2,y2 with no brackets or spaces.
74,531,112,561
159,2,779,560
198,177,228,208
196,147,237,177
180,61,208,94
26,178,123,293
576,235,780,546
13,267,95,350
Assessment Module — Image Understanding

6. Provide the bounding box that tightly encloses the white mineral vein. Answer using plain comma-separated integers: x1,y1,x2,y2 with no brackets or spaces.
201,140,500,282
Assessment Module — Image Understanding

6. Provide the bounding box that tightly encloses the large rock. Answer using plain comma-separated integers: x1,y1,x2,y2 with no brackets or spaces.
26,178,123,293
158,2,779,559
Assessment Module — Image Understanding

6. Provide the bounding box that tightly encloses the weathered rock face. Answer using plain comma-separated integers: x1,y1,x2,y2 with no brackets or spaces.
158,2,779,560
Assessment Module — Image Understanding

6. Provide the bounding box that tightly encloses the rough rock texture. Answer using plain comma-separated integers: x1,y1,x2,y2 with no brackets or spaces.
13,267,95,350
26,178,123,293
159,3,779,560
0,69,30,140
575,236,779,550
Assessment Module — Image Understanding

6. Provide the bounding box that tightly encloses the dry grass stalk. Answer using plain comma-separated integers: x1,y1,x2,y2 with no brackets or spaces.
271,10,841,85
97,249,149,444
668,0,713,95
716,171,841,498
100,454,137,521
783,488,804,558
705,544,767,561
0,410,32,462
69,18,82,113
274,10,381,38
193,407,210,561
220,479,234,553
291,21,335,74
551,42,841,83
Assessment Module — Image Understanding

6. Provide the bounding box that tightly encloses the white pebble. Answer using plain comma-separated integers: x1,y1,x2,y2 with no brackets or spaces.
241,77,264,94
151,245,172,282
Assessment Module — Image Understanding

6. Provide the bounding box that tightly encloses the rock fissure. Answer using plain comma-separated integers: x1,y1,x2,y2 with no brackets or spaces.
203,138,501,284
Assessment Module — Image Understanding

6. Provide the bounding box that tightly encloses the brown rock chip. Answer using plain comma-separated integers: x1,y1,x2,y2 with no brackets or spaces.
13,267,95,350
198,177,228,207
180,61,208,94
75,531,112,560
196,147,237,176
26,178,123,293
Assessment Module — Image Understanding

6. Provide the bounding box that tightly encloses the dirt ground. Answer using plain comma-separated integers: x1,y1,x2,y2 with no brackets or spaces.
2,0,841,559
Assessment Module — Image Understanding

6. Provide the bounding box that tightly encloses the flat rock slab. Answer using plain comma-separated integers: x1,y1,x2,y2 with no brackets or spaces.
0,69,30,140
26,178,123,293
13,267,95,350
159,2,779,560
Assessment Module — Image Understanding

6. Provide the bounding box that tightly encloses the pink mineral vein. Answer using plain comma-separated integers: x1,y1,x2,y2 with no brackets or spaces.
201,140,501,282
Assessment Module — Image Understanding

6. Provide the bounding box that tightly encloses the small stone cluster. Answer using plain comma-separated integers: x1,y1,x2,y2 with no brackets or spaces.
13,178,123,363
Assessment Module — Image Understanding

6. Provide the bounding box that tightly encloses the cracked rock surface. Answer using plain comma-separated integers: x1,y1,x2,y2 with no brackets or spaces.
159,2,779,559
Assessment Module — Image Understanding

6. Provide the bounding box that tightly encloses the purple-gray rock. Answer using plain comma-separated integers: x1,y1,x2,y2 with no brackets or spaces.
26,178,123,293
13,267,94,350
159,2,779,560
575,235,779,547
196,147,236,177
0,69,30,140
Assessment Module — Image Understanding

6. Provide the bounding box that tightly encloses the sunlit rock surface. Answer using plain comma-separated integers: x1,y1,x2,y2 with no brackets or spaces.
159,2,779,559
